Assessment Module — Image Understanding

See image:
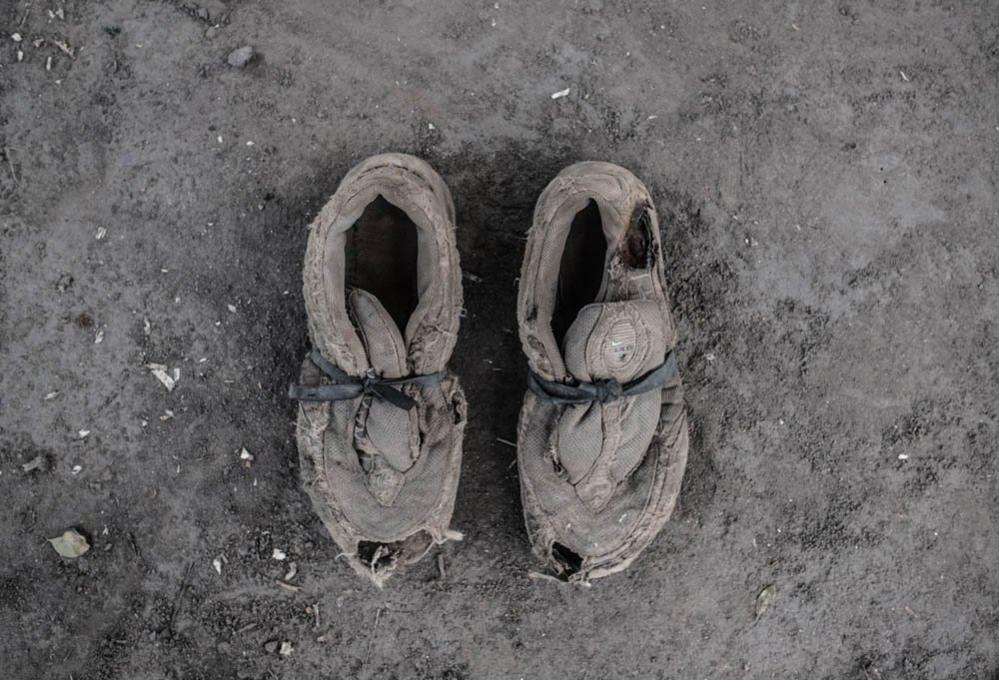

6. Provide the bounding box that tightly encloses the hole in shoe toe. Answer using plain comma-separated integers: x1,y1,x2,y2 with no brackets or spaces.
550,542,584,578
356,531,433,573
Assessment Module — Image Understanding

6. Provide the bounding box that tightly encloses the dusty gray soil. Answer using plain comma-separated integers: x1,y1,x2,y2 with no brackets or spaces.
2,1,998,678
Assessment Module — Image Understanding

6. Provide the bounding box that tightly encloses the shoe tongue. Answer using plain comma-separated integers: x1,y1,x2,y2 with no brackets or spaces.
562,301,668,383
348,289,408,378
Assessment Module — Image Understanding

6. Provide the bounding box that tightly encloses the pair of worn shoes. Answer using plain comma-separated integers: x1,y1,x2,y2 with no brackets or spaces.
291,153,688,586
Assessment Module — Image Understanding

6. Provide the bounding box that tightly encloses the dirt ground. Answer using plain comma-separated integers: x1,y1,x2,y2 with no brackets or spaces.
2,1,998,678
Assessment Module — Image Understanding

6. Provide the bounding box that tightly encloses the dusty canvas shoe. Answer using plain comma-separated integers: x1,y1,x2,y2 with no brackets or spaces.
516,161,689,582
290,153,466,586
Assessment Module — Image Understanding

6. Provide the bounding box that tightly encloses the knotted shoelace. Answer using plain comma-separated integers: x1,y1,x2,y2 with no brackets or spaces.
527,352,678,405
289,349,443,411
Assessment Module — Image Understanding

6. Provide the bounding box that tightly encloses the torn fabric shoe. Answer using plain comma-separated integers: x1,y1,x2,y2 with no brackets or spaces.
516,161,689,582
292,153,466,587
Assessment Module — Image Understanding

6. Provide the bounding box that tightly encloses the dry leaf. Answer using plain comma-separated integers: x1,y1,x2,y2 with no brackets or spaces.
48,529,90,558
755,584,776,618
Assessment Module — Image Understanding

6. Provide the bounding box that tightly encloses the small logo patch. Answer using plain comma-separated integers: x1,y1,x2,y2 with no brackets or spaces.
601,318,638,370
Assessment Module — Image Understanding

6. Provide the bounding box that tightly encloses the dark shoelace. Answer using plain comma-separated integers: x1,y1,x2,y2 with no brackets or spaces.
527,352,678,405
289,349,443,411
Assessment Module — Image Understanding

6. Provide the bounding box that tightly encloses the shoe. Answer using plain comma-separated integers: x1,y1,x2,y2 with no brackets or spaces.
515,161,688,582
290,153,466,586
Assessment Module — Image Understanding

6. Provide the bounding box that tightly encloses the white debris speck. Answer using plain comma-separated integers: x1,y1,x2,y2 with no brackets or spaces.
284,562,297,580
146,363,177,391
240,448,254,462
272,548,287,561
72,465,83,475
44,391,60,400
900,70,910,82
46,55,52,71
279,641,294,656
550,87,571,100
898,453,909,461
16,49,23,62
96,226,107,240
217,135,223,144
78,430,90,439
227,304,237,313
212,557,223,575
143,318,151,335
11,33,22,42
705,353,716,362
94,329,104,344
428,122,436,130
160,409,175,421
246,140,254,146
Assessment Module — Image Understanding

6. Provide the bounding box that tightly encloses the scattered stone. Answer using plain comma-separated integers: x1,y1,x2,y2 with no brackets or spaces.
226,45,254,68
263,639,279,654
21,455,46,473
279,641,294,656
146,363,179,391
272,548,287,561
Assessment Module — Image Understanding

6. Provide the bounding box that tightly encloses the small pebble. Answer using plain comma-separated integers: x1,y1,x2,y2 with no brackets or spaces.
226,45,254,67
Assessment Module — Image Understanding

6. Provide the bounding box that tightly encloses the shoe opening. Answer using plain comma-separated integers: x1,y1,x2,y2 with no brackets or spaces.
347,195,419,334
552,200,607,345
550,541,584,579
